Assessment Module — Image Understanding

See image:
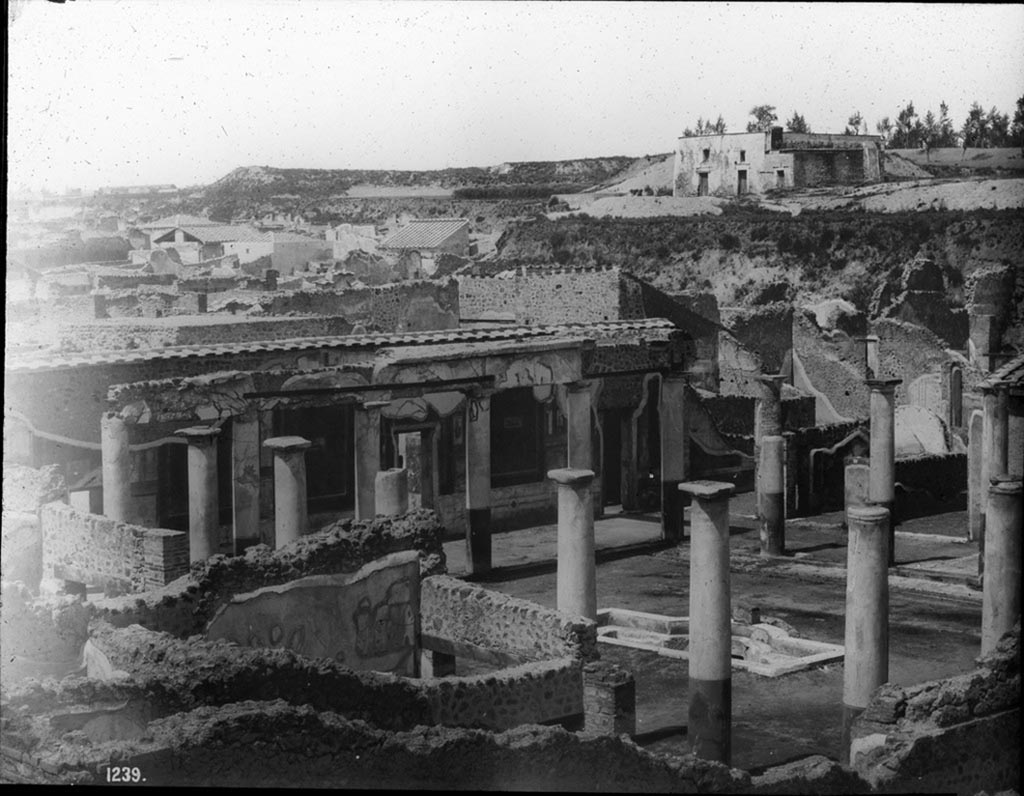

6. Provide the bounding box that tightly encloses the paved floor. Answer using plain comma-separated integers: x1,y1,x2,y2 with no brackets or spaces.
441,492,986,771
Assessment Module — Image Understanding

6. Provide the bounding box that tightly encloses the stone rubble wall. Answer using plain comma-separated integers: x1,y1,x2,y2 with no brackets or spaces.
421,575,598,662
88,509,447,637
850,622,1020,795
39,503,189,594
458,267,624,325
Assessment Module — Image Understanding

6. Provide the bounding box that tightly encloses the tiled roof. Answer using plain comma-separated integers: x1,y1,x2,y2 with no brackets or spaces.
379,219,468,250
6,318,676,373
139,214,218,230
991,353,1024,390
153,225,270,244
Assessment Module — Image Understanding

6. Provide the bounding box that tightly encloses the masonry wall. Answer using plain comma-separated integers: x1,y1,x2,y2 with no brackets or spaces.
792,149,864,187
458,267,624,324
850,623,1020,795
39,503,189,594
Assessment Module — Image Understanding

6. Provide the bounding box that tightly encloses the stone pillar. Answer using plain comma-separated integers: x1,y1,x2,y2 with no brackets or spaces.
101,412,131,522
867,378,900,566
231,409,261,554
354,400,388,520
660,373,689,543
840,504,890,764
754,375,785,524
844,456,871,528
783,431,798,521
980,382,1010,575
549,467,597,620
758,435,785,556
263,435,311,549
678,480,735,765
981,476,1022,656
567,381,593,470
968,410,984,542
375,467,409,516
465,390,492,576
176,426,222,564
860,335,881,380
583,661,637,737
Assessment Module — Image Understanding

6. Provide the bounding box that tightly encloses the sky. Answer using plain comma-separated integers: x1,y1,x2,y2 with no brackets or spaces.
7,0,1024,193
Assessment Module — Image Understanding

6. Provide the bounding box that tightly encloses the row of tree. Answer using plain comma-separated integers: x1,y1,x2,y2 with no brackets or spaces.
681,97,1024,149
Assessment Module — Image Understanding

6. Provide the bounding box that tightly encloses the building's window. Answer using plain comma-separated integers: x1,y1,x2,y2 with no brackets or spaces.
490,387,543,487
702,148,710,162
739,150,747,162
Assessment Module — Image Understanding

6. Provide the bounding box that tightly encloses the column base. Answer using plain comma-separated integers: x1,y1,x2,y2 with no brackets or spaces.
467,507,492,576
662,481,686,543
688,677,731,764
759,492,785,556
839,703,865,766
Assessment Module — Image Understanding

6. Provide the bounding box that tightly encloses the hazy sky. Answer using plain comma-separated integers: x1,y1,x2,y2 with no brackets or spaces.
7,0,1024,192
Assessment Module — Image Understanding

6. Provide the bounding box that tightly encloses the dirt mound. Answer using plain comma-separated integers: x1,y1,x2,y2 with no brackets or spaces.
883,152,935,179
596,154,675,194
548,195,725,219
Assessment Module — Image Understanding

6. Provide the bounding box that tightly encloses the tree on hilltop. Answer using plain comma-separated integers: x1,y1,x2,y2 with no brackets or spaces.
746,104,778,132
786,111,811,133
1012,96,1024,152
682,115,728,136
844,111,867,136
961,102,990,148
875,116,893,146
891,101,923,148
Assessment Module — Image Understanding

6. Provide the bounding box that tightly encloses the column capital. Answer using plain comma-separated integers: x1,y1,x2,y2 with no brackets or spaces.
566,380,594,393
978,378,1008,395
678,480,734,501
865,378,901,392
263,435,312,454
755,374,787,388
359,399,392,411
176,425,222,442
854,335,880,344
548,467,595,486
663,370,690,384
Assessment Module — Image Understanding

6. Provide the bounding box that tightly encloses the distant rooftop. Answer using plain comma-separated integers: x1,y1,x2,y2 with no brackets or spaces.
380,218,469,250
139,214,220,230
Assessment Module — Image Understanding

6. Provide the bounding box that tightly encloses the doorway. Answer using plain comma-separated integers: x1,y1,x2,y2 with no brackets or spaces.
385,423,438,510
737,170,748,195
601,409,625,507
697,172,709,197
776,169,785,189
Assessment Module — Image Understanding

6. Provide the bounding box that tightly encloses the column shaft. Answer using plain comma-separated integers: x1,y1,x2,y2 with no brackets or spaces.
758,435,785,556
680,480,734,765
567,382,593,470
841,504,890,764
981,477,1022,656
465,393,492,576
867,380,899,566
967,410,984,541
264,436,311,548
231,411,261,554
354,402,386,520
550,468,597,620
660,374,689,543
177,426,222,564
101,413,131,522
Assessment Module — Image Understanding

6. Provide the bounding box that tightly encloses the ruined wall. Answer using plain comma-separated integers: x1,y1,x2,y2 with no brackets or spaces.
1,464,67,586
258,279,460,331
792,310,869,422
850,623,1020,795
89,509,446,637
458,266,624,324
421,575,597,662
792,149,863,187
39,503,189,594
721,303,794,376
55,315,355,353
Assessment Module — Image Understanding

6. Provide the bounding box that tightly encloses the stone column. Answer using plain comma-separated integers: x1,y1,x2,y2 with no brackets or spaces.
354,400,388,520
176,426,222,564
867,378,900,566
840,504,890,765
549,468,597,620
981,476,1022,656
263,435,311,549
967,410,984,542
231,409,261,554
660,373,689,543
465,390,492,576
678,480,735,765
844,456,871,528
979,382,1009,575
858,335,881,380
101,412,131,522
567,381,594,470
375,467,409,515
754,375,785,524
758,435,785,556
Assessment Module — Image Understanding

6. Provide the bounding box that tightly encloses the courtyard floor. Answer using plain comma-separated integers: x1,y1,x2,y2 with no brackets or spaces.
442,493,985,772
